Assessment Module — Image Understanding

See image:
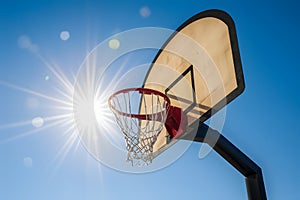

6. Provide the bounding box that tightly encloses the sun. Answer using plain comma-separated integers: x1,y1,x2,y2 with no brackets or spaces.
0,47,118,169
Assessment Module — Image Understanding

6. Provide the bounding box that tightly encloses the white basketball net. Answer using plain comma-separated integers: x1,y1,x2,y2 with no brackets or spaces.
108,89,169,166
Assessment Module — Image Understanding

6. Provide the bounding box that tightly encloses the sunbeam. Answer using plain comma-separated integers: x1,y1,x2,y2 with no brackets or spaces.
1,118,69,143
0,81,73,106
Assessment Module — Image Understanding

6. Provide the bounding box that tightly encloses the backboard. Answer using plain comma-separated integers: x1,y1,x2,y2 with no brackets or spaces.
141,10,245,157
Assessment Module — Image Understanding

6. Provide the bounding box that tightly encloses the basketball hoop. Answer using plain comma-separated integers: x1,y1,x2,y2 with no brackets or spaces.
108,88,187,166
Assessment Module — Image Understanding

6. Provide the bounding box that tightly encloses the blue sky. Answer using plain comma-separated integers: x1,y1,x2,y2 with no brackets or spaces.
0,0,299,199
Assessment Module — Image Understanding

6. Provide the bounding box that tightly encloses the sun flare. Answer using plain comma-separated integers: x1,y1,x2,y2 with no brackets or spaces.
0,48,119,170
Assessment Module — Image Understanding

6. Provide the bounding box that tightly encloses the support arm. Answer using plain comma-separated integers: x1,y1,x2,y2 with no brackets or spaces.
181,122,267,200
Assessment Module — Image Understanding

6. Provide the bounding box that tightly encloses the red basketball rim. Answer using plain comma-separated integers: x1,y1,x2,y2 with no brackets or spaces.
108,88,171,120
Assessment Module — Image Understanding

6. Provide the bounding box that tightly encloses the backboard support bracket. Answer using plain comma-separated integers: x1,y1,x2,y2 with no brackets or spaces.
180,122,267,200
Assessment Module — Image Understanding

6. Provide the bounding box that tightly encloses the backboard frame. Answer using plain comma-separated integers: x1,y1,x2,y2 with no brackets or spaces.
142,9,245,156
144,9,245,124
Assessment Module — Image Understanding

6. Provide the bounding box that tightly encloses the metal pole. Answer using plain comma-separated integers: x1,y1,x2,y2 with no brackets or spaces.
181,122,267,200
